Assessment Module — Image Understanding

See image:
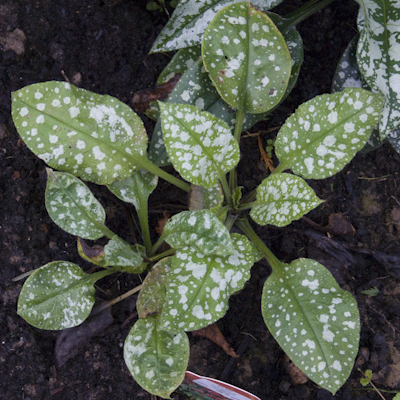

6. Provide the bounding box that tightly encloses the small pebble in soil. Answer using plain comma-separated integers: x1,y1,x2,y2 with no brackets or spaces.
373,332,386,347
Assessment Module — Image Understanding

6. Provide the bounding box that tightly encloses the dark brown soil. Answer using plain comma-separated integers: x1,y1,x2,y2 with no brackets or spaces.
1,1,400,400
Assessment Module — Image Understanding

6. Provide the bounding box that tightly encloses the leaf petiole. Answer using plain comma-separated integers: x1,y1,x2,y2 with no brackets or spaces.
235,217,282,272
132,155,191,193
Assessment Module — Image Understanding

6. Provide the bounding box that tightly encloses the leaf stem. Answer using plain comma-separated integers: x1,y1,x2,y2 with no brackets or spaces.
90,266,120,283
151,236,165,255
148,248,175,262
92,283,144,315
235,217,282,272
271,159,290,175
237,201,256,211
279,0,337,33
132,155,191,193
230,108,247,192
233,109,246,144
135,194,152,254
219,172,234,208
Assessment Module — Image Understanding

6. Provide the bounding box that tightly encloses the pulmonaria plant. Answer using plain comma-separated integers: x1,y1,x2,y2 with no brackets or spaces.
11,1,385,398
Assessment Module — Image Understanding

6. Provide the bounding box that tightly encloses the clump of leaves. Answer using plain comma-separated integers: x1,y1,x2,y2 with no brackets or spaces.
11,0,388,398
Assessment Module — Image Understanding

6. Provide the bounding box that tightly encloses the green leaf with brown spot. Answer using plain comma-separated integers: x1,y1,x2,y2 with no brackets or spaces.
12,81,147,185
159,102,239,188
103,236,144,273
189,183,224,211
137,257,172,318
157,46,202,85
45,169,107,240
150,0,284,53
262,258,360,395
202,2,291,114
160,234,254,332
250,173,323,227
17,261,98,330
275,88,383,179
124,315,189,399
161,209,234,256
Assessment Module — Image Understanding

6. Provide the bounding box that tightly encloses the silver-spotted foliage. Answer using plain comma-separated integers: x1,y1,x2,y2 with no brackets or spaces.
11,1,388,398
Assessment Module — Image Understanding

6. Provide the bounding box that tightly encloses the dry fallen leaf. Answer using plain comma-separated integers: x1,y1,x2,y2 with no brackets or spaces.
132,74,181,113
282,354,308,385
55,300,113,367
326,213,355,236
155,211,170,236
192,323,238,358
258,135,274,173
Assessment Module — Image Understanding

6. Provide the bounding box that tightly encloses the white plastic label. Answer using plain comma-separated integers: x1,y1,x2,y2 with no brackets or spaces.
184,371,261,400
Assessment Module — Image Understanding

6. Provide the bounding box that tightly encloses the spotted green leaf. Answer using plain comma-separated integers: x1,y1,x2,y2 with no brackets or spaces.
202,2,291,114
124,315,189,399
388,126,400,154
17,261,99,330
137,257,172,318
12,81,147,185
189,183,224,211
250,173,323,227
262,258,360,394
160,233,253,332
332,35,369,93
149,60,234,167
150,0,283,53
161,209,234,255
332,35,385,153
107,170,158,213
159,102,240,188
157,46,202,85
104,236,144,273
267,12,304,86
149,20,303,166
45,169,107,240
356,0,400,138
275,88,383,179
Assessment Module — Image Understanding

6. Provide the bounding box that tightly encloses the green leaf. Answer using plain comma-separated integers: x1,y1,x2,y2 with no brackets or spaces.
388,126,400,154
159,102,240,188
332,37,384,153
250,173,323,227
17,261,97,330
361,286,379,296
262,258,360,394
360,369,372,386
157,46,202,85
149,19,303,166
332,34,369,93
161,209,234,255
137,257,172,318
149,60,234,167
150,0,284,53
189,183,224,211
104,236,144,273
45,169,106,240
12,81,147,185
202,2,291,114
356,0,400,138
268,13,304,98
77,238,107,267
160,233,254,332
275,88,383,179
107,169,158,213
124,315,189,399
